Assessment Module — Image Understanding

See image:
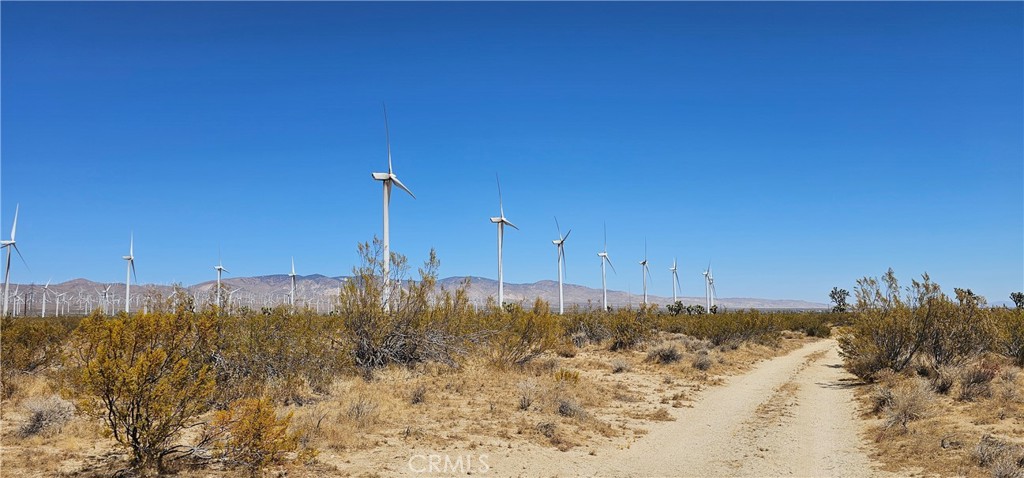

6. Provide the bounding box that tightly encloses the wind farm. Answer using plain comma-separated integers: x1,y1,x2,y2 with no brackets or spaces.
1,2,1020,478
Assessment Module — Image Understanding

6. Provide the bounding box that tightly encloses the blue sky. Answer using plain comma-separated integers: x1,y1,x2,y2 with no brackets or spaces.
1,2,1021,303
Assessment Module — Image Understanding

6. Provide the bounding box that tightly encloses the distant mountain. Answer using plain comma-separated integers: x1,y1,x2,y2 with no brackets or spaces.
5,274,828,316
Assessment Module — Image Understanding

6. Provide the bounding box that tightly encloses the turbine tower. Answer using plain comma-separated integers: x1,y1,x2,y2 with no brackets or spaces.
215,255,228,309
371,104,415,308
2,204,26,317
490,174,518,308
41,279,51,318
551,218,571,315
289,257,297,307
123,233,136,314
597,222,616,311
670,258,681,303
639,240,651,305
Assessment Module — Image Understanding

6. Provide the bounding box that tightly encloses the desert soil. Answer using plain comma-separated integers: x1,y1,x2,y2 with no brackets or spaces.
369,339,893,477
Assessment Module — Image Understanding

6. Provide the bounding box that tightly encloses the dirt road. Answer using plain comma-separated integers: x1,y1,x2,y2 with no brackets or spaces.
491,339,890,477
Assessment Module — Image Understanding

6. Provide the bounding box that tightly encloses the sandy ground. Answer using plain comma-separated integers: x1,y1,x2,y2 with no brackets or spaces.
373,339,892,477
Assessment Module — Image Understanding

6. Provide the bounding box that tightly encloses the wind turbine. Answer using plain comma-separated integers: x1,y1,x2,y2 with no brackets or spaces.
289,257,297,308
2,204,27,317
597,222,616,311
123,233,137,314
370,104,415,308
41,279,51,318
703,262,716,312
670,258,681,304
639,240,651,305
490,174,518,308
551,218,571,315
215,254,228,309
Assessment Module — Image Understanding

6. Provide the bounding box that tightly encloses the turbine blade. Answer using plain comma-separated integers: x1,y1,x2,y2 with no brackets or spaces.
129,232,134,256
554,216,562,239
504,219,519,230
607,256,617,275
10,204,18,241
391,175,416,199
131,260,138,284
383,103,393,174
563,229,572,241
12,244,28,273
496,173,504,218
291,257,296,275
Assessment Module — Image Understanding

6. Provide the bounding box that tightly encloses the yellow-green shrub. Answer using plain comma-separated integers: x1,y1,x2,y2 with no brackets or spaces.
214,397,299,474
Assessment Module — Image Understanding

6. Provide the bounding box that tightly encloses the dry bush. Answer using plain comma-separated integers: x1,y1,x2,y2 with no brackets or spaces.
995,308,1024,367
409,384,427,405
483,299,561,367
1,317,78,399
959,361,999,402
646,343,682,364
557,397,586,419
18,394,75,438
930,365,956,395
881,378,933,432
974,434,1024,477
692,351,712,371
517,379,539,411
213,397,300,475
607,307,654,351
347,395,380,427
610,359,631,374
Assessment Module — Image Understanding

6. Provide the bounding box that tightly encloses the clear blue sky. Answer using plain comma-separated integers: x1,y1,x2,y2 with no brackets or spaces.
1,2,1021,303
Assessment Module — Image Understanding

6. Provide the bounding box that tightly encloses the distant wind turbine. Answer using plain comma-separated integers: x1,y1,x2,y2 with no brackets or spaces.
551,217,571,315
2,204,27,317
289,257,297,308
41,278,51,318
703,262,716,312
670,258,681,303
490,174,518,308
639,240,651,305
123,233,137,314
371,104,415,308
597,222,616,311
215,253,229,309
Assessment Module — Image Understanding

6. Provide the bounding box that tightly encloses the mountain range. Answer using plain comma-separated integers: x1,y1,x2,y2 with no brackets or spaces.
4,274,828,316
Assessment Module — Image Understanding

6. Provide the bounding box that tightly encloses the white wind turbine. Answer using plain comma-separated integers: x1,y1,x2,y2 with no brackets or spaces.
123,233,137,314
703,262,716,312
41,279,51,318
551,218,571,315
489,174,518,308
215,254,229,309
370,104,415,307
597,222,616,311
289,257,297,308
639,240,651,305
2,204,27,317
670,258,681,304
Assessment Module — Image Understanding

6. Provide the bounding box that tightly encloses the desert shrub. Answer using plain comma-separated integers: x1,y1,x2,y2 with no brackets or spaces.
214,397,299,475
483,299,561,367
839,271,922,380
930,365,956,395
692,351,712,371
556,397,586,419
646,343,681,364
517,379,539,411
65,310,217,472
995,308,1024,366
563,310,610,345
610,359,631,374
975,434,1024,477
18,395,75,438
959,360,999,402
916,284,995,369
338,241,474,373
607,307,654,351
882,378,933,432
1,317,78,399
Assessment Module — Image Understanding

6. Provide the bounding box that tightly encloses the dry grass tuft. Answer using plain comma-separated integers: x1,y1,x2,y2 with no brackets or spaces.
646,343,682,364
610,359,631,374
692,351,713,371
